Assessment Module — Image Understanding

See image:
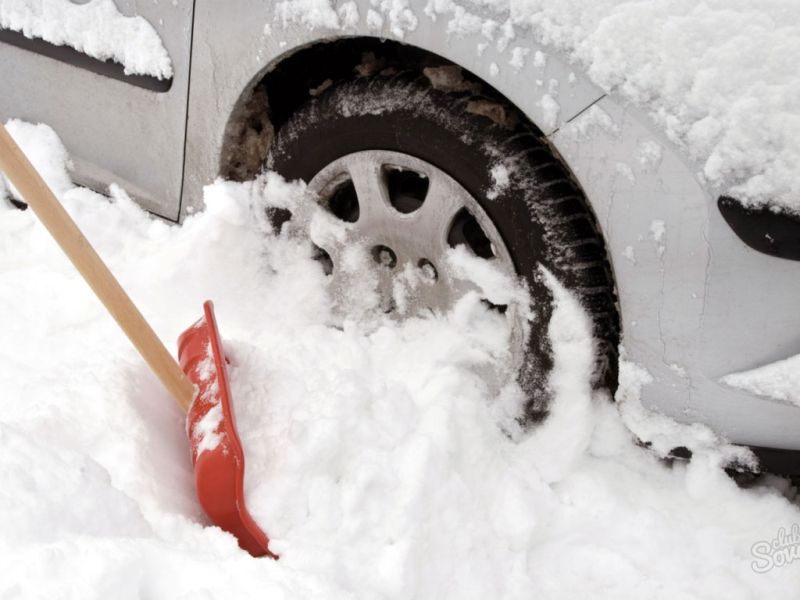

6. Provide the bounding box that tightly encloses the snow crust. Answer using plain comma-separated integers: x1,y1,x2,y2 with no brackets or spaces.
2,123,800,597
0,0,173,79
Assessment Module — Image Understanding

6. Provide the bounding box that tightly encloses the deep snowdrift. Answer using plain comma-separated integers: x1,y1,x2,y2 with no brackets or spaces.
1,123,799,598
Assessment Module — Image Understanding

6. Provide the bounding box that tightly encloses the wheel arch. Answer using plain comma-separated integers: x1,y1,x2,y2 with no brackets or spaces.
216,36,621,391
219,36,554,181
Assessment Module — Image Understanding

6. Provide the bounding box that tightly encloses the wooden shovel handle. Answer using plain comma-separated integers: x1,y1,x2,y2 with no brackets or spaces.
0,124,194,412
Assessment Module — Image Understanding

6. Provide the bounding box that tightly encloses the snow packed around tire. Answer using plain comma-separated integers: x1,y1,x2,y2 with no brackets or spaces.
1,123,799,598
267,74,619,417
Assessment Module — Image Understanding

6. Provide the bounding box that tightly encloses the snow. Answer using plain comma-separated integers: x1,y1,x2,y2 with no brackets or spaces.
373,0,418,38
635,139,664,172
562,103,619,139
615,161,635,185
722,355,800,408
487,162,511,200
275,0,342,30
445,244,528,309
0,0,173,79
2,122,800,597
0,119,72,203
278,0,800,213
621,245,635,264
649,219,666,257
277,0,414,37
338,1,360,28
508,45,530,70
446,0,800,212
615,359,751,465
538,93,560,130
193,390,223,455
366,7,383,31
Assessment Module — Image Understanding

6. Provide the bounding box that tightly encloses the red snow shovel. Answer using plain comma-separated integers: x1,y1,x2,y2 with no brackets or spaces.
0,124,275,558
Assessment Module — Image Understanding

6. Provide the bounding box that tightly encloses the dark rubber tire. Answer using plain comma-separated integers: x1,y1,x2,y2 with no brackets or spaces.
266,73,619,421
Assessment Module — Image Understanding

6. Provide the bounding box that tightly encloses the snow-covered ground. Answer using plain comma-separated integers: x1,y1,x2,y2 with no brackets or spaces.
1,122,800,598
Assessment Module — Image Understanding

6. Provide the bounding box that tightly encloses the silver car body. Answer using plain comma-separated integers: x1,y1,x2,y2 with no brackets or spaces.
2,0,798,451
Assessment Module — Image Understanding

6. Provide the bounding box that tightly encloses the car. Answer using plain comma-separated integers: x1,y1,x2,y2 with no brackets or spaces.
2,0,799,471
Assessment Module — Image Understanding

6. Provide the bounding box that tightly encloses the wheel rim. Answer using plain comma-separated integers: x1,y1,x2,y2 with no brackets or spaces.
299,150,528,374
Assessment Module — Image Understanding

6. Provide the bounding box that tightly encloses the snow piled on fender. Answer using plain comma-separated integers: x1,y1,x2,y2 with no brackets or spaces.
1,126,800,597
0,0,173,79
496,0,800,211
279,0,800,212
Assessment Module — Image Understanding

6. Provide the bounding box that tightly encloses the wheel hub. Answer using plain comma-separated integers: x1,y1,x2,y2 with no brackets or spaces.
299,150,527,372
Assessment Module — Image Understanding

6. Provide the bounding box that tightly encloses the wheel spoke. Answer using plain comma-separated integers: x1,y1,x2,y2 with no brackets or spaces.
306,151,521,351
346,159,393,228
408,174,467,256
328,243,382,318
307,205,351,265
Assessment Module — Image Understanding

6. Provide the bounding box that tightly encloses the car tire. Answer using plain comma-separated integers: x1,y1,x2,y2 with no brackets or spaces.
266,72,618,421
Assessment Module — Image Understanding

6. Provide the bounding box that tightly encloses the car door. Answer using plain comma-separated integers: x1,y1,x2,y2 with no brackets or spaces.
0,0,193,221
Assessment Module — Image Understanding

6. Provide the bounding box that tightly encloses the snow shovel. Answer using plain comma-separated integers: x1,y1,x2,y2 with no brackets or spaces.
0,124,275,558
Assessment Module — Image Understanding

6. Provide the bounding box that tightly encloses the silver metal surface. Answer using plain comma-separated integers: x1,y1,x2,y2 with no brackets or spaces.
304,151,525,372
0,0,192,220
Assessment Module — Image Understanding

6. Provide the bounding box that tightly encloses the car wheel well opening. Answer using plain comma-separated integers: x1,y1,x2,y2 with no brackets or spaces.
220,36,621,396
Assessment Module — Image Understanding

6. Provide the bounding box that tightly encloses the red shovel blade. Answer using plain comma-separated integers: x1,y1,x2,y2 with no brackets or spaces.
177,301,276,559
